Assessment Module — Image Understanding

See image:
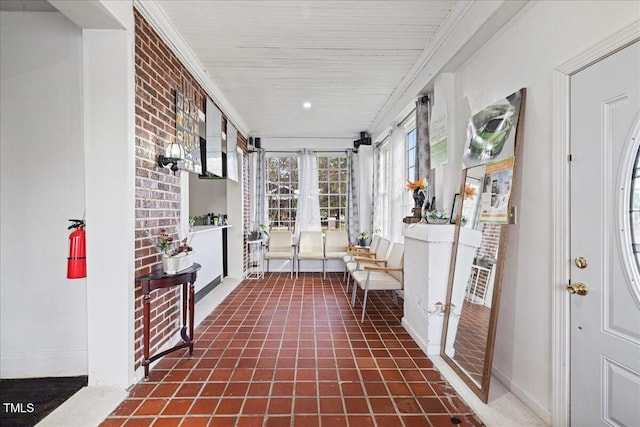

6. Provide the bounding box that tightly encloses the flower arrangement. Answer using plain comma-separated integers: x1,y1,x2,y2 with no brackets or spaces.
406,177,427,192
156,229,192,257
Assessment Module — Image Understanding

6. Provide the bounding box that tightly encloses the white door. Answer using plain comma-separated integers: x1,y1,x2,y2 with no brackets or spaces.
570,41,640,426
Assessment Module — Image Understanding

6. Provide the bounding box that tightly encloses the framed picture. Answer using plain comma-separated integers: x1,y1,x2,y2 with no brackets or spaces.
462,89,524,169
450,193,460,224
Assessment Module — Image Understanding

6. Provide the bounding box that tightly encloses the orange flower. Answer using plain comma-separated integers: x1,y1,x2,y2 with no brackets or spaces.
406,177,427,192
464,183,477,200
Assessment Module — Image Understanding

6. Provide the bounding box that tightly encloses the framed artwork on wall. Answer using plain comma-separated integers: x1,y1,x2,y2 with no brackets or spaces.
175,90,203,174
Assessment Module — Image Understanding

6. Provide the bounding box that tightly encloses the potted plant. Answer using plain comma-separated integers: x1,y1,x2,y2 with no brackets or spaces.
156,229,194,274
357,230,369,247
188,215,202,231
247,224,269,241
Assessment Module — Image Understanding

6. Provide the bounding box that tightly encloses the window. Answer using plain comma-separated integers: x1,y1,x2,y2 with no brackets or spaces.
631,146,640,272
378,143,390,236
266,156,298,230
318,156,347,231
407,128,417,182
265,154,347,231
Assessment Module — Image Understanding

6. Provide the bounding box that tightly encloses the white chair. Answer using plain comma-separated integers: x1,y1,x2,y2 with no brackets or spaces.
264,230,294,277
345,237,390,291
324,231,349,278
343,235,381,281
351,243,404,322
297,231,325,278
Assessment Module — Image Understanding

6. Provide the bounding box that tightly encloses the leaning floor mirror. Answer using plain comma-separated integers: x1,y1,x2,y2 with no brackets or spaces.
441,88,526,402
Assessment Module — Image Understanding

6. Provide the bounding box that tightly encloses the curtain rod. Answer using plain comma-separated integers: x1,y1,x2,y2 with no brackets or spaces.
398,108,416,127
374,134,390,148
265,149,352,154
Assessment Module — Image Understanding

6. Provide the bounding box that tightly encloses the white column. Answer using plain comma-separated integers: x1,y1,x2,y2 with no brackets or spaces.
81,2,136,389
402,224,455,354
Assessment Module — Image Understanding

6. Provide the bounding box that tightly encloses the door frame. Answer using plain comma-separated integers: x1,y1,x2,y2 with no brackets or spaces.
551,21,640,427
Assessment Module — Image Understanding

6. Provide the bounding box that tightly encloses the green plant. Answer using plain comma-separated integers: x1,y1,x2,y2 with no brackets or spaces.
188,215,202,227
156,229,193,257
358,230,369,239
426,209,449,220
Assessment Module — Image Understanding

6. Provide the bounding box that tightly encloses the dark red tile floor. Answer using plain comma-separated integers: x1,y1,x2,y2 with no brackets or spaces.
101,273,483,427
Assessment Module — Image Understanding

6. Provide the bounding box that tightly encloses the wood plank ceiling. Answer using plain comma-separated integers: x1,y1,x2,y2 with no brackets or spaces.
154,0,459,141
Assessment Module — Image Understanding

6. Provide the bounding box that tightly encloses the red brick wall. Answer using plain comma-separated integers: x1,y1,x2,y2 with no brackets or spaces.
243,154,250,274
133,9,248,369
473,223,501,299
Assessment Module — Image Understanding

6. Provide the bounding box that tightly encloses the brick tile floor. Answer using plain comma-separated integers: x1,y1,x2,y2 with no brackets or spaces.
101,273,483,426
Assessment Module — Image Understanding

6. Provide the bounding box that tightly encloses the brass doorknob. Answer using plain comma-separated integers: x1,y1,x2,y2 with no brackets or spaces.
567,282,588,296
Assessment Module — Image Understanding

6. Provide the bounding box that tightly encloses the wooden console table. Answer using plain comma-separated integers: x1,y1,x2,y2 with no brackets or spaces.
135,263,201,379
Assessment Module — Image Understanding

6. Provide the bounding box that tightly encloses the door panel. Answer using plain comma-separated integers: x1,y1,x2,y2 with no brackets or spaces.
570,41,640,426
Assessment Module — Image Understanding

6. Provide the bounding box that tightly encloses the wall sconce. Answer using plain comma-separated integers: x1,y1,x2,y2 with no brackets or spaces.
158,142,185,172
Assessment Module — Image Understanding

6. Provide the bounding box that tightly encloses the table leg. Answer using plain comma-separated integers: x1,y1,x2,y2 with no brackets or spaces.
181,283,187,328
189,282,195,355
143,292,151,379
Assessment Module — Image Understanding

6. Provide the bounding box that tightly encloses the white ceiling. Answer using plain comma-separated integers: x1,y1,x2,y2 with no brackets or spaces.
149,0,462,142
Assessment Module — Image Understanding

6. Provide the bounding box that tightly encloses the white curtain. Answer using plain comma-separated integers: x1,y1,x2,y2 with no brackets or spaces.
346,149,360,244
389,128,407,243
371,145,381,235
294,150,321,238
253,148,268,231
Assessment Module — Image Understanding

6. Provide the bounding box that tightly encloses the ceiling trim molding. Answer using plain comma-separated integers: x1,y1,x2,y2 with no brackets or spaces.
368,0,472,131
133,0,250,137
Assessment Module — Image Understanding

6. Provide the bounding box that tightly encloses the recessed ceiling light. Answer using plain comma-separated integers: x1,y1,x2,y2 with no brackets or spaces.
303,101,312,109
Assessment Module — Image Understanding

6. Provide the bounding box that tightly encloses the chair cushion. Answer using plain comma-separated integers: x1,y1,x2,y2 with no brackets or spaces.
298,251,324,259
265,250,293,260
352,270,402,291
325,251,347,259
346,260,358,273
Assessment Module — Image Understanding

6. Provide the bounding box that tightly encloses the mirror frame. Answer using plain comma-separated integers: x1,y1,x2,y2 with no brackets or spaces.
440,89,527,402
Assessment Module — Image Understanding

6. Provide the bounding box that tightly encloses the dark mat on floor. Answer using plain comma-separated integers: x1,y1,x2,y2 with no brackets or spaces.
0,376,87,427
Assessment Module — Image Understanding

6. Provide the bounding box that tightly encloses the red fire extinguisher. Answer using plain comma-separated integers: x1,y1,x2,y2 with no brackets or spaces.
67,219,86,279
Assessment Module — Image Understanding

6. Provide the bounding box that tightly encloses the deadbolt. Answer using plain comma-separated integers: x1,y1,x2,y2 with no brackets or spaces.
567,282,588,296
575,256,588,269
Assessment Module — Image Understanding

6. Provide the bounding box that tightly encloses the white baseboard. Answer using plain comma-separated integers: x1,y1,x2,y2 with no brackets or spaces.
491,366,552,425
431,356,549,427
402,318,427,352
402,317,440,355
36,386,127,427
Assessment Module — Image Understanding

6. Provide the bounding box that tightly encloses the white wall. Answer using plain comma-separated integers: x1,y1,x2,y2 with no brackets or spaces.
432,1,639,421
0,11,87,378
189,173,227,218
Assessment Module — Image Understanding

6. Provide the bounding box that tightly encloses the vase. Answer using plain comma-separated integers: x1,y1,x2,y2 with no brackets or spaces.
412,189,428,218
162,252,194,275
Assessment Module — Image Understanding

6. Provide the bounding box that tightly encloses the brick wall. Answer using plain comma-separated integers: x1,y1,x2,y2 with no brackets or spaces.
133,8,249,369
243,154,250,275
472,223,501,300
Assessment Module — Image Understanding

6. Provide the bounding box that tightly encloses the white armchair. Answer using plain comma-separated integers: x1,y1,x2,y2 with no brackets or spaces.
297,231,325,278
264,230,294,277
345,237,390,291
351,242,404,322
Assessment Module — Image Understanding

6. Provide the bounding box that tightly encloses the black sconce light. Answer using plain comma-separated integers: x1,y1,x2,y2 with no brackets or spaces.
158,142,185,172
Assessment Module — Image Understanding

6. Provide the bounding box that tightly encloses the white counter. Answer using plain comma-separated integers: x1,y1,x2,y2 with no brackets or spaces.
188,225,231,294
